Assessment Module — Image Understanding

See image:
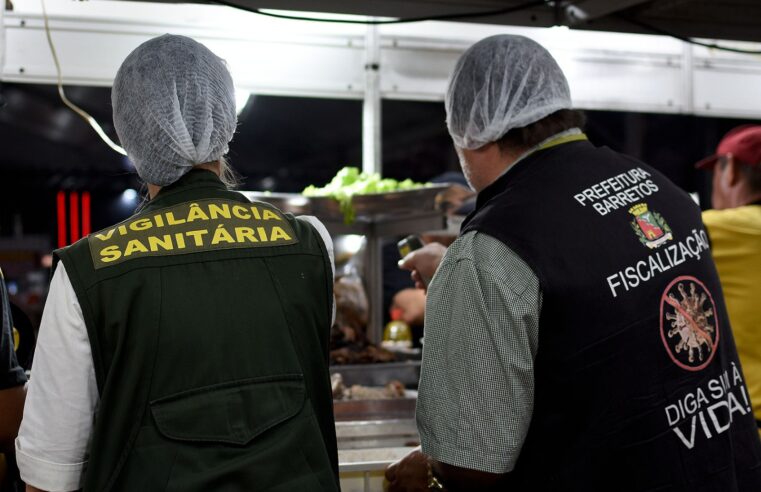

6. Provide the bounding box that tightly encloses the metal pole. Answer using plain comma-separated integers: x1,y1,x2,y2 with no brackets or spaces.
362,23,381,175
681,41,694,114
365,230,384,344
362,23,384,343
0,1,6,82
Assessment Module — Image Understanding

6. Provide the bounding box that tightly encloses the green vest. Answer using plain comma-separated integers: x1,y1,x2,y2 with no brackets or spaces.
55,170,338,491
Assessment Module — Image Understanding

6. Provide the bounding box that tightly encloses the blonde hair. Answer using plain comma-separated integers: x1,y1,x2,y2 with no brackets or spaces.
218,156,242,190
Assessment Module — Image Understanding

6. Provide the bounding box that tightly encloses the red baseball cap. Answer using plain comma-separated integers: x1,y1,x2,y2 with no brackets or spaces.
695,125,761,170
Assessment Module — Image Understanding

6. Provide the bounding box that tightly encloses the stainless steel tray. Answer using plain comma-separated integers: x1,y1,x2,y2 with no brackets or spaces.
241,185,451,221
240,191,312,215
333,399,417,422
309,184,451,221
335,418,419,449
330,361,422,389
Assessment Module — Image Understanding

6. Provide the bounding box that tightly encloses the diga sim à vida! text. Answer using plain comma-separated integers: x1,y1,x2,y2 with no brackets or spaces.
88,200,297,266
666,362,752,449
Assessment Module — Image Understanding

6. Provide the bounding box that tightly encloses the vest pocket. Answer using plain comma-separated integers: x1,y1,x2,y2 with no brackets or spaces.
150,374,305,446
139,374,334,491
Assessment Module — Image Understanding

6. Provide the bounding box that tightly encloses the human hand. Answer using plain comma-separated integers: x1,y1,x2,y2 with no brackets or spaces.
385,448,430,492
398,243,447,291
391,288,426,325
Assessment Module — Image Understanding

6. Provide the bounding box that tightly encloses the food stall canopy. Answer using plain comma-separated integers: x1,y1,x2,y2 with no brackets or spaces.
2,0,760,120
138,0,761,44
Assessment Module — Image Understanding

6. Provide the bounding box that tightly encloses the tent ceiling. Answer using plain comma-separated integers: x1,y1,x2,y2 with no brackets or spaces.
128,0,761,43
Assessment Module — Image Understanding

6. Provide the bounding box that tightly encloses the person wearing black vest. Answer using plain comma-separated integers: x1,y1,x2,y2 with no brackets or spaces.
386,35,761,492
16,35,339,491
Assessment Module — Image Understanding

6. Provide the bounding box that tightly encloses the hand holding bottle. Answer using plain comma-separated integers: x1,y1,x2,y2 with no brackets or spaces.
398,242,447,291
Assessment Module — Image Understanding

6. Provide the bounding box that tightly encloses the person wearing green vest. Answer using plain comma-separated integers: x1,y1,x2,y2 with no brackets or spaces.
1,266,27,491
16,34,339,491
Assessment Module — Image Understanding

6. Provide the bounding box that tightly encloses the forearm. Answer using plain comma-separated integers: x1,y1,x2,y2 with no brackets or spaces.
26,485,46,492
0,384,26,452
385,446,510,492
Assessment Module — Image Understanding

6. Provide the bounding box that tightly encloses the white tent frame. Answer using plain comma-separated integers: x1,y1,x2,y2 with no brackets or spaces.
2,0,761,175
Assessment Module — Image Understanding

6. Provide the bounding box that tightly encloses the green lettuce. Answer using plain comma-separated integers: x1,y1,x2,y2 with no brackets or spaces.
303,167,428,224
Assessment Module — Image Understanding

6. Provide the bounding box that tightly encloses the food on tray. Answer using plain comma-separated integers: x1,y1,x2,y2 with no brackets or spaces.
332,275,368,345
331,373,345,399
330,344,396,365
331,373,406,400
302,167,429,223
330,275,398,364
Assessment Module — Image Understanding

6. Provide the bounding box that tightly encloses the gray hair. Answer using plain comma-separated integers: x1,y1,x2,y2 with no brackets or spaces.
218,156,242,190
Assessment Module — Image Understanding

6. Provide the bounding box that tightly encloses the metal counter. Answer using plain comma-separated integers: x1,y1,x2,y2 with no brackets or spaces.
337,419,419,492
339,447,416,492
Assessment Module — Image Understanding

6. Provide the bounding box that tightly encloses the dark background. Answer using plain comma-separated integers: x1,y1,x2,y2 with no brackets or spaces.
1,83,756,240
0,82,759,319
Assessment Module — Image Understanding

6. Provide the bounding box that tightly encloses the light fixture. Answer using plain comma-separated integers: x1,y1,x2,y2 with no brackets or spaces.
235,89,251,115
336,235,365,256
121,188,138,204
257,9,397,23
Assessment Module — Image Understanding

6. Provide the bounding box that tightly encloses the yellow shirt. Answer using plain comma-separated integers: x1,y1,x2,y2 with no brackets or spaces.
703,205,761,428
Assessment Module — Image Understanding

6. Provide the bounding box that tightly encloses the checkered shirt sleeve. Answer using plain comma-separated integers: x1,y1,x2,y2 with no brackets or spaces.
416,231,542,474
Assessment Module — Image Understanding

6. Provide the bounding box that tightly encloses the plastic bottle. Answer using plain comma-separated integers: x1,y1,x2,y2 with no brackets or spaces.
396,235,430,287
382,308,413,349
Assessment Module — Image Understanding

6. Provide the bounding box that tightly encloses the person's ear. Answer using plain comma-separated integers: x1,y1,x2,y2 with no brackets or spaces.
725,154,742,188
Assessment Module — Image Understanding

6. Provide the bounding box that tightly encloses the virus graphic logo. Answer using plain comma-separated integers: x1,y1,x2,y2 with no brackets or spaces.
660,276,719,371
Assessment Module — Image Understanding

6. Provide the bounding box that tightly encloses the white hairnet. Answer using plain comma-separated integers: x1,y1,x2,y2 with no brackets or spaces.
112,34,237,186
445,34,572,150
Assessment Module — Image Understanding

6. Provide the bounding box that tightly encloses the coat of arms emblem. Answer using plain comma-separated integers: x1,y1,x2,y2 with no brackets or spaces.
629,203,673,249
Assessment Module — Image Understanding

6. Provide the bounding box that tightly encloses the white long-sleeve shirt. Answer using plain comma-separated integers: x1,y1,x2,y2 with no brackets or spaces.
15,216,334,491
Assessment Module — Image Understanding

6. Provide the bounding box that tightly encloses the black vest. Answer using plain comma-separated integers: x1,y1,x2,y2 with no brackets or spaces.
56,170,338,491
461,139,761,491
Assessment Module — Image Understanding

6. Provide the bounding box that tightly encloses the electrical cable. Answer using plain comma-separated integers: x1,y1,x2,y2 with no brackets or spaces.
620,15,761,55
40,0,127,155
212,0,548,25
